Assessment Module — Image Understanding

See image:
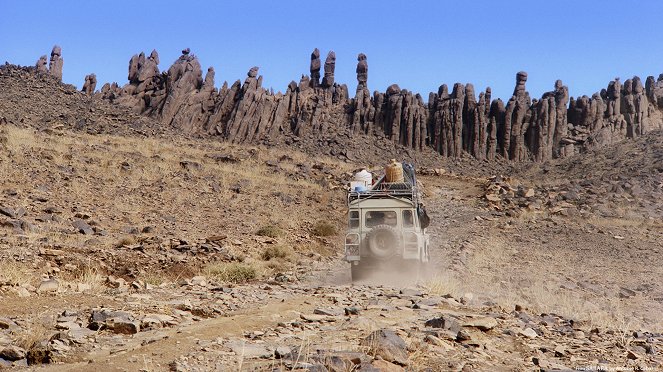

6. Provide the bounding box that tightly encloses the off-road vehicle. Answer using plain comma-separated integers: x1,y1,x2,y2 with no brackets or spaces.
344,163,430,281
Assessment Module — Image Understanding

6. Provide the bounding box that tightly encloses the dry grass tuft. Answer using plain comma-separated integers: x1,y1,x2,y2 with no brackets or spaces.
116,236,137,247
139,271,172,287
256,225,283,238
205,262,258,284
260,245,291,261
73,265,106,293
424,273,463,299
312,221,337,237
0,260,34,287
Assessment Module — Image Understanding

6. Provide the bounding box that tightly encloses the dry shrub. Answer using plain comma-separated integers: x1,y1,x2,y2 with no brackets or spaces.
265,260,291,272
205,263,257,283
62,264,106,294
312,221,336,237
14,321,52,351
0,260,34,286
256,225,282,238
140,272,169,286
260,245,291,261
424,273,463,299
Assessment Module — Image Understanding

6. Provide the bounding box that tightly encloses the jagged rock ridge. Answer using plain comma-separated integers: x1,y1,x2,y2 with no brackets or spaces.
51,45,663,161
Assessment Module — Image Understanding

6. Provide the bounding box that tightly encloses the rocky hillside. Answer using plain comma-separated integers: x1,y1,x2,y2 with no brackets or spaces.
0,65,163,137
477,128,663,221
0,125,661,370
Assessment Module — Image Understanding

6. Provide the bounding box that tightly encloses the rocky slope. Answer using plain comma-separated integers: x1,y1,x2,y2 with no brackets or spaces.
0,138,661,370
0,65,162,137
479,129,663,221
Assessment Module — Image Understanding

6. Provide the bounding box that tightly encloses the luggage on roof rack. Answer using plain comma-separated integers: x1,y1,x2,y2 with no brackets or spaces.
347,162,421,206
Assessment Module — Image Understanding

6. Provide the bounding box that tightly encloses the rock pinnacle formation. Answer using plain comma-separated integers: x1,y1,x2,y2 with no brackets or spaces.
33,44,661,163
82,74,97,95
310,48,321,88
48,45,63,81
321,51,336,88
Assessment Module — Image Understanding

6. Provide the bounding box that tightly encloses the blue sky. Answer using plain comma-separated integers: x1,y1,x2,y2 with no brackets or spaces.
3,1,663,102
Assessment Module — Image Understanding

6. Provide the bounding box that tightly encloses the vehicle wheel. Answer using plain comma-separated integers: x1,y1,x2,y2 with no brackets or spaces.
365,225,400,259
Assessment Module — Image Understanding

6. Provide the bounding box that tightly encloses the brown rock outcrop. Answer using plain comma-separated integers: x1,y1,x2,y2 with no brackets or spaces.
321,51,336,88
161,49,203,125
351,53,372,134
528,80,569,161
35,56,48,74
356,53,368,87
81,47,663,163
82,74,97,95
504,71,532,161
48,45,63,81
310,48,321,88
487,98,505,160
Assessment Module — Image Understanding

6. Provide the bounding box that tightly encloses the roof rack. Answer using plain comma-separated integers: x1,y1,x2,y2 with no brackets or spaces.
347,165,421,206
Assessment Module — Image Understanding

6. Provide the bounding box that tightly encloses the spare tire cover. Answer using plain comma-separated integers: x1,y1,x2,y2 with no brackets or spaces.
366,224,399,259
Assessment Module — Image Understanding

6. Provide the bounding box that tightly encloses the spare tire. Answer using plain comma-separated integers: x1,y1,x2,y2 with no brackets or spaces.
365,224,400,259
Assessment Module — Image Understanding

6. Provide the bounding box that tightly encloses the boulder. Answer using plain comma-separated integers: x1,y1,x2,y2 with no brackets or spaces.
360,329,408,366
0,345,26,361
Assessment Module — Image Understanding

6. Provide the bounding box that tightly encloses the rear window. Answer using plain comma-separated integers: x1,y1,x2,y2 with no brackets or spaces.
403,210,414,227
365,211,397,227
349,211,360,228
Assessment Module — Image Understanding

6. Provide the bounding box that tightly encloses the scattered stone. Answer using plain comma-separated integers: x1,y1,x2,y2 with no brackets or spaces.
226,341,272,359
0,206,17,218
106,276,127,289
520,328,538,339
425,315,461,334
300,313,328,322
344,307,360,316
371,359,405,372
463,316,498,331
72,219,94,235
76,283,91,293
111,319,140,335
313,307,344,317
190,276,207,287
37,279,59,293
274,345,292,359
0,345,26,361
360,329,409,366
399,288,423,297
15,287,31,298
0,318,17,330
619,287,637,299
